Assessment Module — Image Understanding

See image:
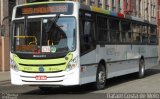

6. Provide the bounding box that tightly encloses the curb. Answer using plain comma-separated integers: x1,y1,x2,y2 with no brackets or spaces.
0,71,10,82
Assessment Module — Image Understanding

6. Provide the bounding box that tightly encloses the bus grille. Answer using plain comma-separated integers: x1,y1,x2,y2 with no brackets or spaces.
19,63,66,66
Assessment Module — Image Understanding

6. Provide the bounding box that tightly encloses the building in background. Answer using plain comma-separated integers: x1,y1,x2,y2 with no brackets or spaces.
0,0,159,72
157,0,160,60
158,0,160,36
0,0,10,72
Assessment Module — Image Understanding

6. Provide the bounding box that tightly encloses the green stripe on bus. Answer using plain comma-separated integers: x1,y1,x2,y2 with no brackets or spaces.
90,6,110,15
13,53,72,72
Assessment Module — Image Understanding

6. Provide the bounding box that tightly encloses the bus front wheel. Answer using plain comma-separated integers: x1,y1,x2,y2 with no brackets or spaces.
138,59,145,78
94,64,106,90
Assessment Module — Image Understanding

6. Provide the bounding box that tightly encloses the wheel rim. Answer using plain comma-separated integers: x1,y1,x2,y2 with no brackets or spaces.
141,64,144,76
139,60,145,77
95,65,106,90
98,71,106,84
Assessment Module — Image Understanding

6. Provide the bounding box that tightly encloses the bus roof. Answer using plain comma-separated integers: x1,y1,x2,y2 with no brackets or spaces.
15,1,156,25
79,4,157,25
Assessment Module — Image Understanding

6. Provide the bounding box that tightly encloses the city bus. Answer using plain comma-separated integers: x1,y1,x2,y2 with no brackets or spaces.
10,1,158,90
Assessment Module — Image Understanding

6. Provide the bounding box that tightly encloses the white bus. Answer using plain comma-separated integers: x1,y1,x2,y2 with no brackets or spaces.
10,1,158,90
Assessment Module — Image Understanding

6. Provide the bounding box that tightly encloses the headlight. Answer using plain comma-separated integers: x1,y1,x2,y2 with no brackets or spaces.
66,56,78,71
10,59,19,72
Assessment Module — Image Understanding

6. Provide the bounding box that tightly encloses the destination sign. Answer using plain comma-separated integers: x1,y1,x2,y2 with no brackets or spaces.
16,3,73,17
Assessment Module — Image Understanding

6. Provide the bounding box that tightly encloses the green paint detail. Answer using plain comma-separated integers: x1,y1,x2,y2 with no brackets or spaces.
90,6,110,15
13,53,73,72
101,9,110,15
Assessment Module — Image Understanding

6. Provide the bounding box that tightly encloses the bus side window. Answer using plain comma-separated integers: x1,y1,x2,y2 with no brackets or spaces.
109,19,120,43
80,20,94,55
149,26,157,44
121,21,132,43
132,24,141,43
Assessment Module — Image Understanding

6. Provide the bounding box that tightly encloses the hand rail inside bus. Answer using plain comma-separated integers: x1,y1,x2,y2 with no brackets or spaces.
14,36,37,45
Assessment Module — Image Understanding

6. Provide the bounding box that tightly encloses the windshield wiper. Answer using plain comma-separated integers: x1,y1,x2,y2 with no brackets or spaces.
45,14,60,33
45,14,67,36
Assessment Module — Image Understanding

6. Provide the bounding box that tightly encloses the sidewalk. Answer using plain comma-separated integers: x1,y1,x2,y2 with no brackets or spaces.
0,71,10,82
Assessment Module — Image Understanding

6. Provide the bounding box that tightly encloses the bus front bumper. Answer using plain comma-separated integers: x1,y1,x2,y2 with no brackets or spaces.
10,68,79,86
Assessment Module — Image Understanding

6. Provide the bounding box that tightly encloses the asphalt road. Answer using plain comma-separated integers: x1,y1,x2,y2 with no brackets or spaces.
1,65,160,99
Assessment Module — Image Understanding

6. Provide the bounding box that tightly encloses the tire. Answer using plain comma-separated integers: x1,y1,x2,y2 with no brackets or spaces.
93,64,106,90
138,59,145,78
39,86,52,91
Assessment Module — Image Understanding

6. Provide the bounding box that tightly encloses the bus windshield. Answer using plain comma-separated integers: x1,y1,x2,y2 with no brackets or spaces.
13,17,76,54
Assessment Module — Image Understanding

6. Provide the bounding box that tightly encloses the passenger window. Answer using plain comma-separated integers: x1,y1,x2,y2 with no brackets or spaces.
133,24,141,43
141,25,148,44
80,20,94,54
97,16,109,42
121,21,132,43
149,26,157,44
109,19,120,43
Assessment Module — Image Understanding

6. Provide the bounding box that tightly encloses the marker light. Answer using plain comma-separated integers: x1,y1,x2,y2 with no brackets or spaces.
10,59,19,72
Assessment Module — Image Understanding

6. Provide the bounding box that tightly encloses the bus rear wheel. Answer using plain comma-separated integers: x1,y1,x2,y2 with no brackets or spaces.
138,59,145,78
94,64,106,90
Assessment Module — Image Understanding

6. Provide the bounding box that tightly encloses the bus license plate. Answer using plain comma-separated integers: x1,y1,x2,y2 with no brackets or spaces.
36,76,47,80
